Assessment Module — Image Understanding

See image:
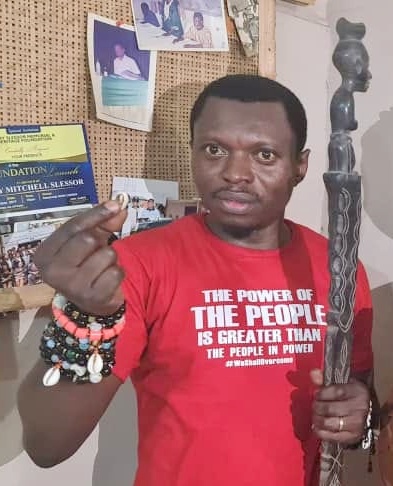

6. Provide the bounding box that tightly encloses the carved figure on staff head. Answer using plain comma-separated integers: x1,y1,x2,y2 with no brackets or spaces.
328,18,371,173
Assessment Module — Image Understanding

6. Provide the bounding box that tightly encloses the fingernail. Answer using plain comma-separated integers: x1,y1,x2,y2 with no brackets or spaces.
104,200,121,212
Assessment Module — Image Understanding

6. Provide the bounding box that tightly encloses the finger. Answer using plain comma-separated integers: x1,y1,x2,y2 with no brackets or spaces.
310,369,324,387
53,229,109,269
313,413,352,433
79,247,119,285
70,263,125,314
313,399,359,418
314,414,366,442
315,383,359,402
98,208,128,234
90,265,125,305
34,201,122,267
312,427,361,445
104,287,126,314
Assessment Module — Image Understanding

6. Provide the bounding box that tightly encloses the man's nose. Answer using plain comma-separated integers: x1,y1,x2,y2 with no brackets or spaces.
221,153,254,184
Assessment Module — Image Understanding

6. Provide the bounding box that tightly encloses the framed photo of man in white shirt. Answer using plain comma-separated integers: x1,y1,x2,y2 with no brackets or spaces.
87,13,157,131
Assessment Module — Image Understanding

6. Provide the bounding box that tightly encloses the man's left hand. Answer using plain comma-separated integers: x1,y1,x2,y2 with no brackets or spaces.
311,369,370,445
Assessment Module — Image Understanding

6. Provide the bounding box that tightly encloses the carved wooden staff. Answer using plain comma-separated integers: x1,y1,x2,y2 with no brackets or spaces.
320,18,371,486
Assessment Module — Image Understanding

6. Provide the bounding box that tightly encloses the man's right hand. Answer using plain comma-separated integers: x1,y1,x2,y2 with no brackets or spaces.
34,201,128,315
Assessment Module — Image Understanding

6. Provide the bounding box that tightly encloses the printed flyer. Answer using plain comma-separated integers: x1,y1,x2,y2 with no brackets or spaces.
0,124,98,217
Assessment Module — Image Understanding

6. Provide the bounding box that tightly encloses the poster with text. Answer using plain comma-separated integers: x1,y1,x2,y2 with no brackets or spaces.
0,124,98,218
87,13,157,131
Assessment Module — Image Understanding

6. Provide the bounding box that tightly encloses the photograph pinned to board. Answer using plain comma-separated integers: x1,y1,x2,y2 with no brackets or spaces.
87,13,157,131
1,225,56,289
131,0,229,51
227,0,258,57
111,176,180,237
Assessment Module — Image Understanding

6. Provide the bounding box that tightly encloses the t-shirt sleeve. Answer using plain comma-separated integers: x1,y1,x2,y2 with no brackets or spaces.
351,261,374,373
111,239,150,382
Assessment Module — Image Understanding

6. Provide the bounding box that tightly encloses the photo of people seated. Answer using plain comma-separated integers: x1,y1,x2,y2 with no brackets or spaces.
131,0,228,51
0,242,43,288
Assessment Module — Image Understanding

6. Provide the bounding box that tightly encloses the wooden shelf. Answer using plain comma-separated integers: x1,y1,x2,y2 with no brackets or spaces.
0,284,55,313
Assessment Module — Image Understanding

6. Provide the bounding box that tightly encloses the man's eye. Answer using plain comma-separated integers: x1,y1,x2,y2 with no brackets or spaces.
204,144,226,156
257,150,276,162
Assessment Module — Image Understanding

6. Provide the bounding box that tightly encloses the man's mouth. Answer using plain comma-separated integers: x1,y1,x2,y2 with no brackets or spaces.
214,191,257,214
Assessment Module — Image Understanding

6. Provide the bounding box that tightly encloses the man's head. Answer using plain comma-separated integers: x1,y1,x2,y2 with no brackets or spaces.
147,198,155,209
141,2,149,15
190,74,309,240
132,196,139,208
193,12,204,30
114,43,126,58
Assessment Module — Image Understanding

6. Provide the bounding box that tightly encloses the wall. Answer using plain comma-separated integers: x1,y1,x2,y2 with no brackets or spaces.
277,0,330,232
5,0,392,485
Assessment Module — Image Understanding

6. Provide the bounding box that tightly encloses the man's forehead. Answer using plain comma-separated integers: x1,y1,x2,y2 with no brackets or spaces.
194,98,292,137
197,97,287,119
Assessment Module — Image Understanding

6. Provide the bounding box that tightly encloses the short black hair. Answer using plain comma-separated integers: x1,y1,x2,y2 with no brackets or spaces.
194,12,203,20
190,74,307,153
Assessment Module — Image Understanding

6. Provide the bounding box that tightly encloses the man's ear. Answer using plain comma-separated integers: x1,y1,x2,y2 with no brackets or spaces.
294,149,310,185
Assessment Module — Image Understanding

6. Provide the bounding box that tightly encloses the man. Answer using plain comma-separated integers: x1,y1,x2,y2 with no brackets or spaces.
184,12,213,49
140,2,160,27
18,75,373,486
138,198,161,221
161,0,184,43
113,42,142,80
119,195,139,237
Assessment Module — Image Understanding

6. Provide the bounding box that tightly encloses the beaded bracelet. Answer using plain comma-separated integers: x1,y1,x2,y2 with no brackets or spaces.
346,399,378,472
40,294,125,387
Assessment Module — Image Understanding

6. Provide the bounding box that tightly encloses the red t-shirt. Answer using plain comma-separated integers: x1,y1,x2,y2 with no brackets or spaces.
112,215,373,486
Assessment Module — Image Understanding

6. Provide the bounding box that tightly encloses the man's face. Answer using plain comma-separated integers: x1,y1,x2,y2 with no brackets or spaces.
147,200,155,209
194,15,203,30
114,44,125,57
191,98,308,235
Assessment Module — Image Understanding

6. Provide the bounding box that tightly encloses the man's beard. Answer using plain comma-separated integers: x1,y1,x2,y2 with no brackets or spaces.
215,221,259,241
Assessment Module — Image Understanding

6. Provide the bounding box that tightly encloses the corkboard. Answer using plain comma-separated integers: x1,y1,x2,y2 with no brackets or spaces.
0,0,259,201
0,0,264,311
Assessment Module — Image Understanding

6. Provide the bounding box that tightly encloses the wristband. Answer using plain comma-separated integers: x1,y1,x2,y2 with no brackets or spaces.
40,294,125,386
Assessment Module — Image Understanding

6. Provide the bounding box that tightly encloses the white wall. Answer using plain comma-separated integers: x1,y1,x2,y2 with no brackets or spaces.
276,2,330,232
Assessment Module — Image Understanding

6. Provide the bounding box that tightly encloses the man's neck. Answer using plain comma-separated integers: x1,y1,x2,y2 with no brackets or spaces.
205,216,291,250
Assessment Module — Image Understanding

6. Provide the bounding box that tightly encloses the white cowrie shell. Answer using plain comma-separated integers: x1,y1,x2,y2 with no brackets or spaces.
43,366,61,387
87,353,104,374
112,192,130,210
89,373,103,384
